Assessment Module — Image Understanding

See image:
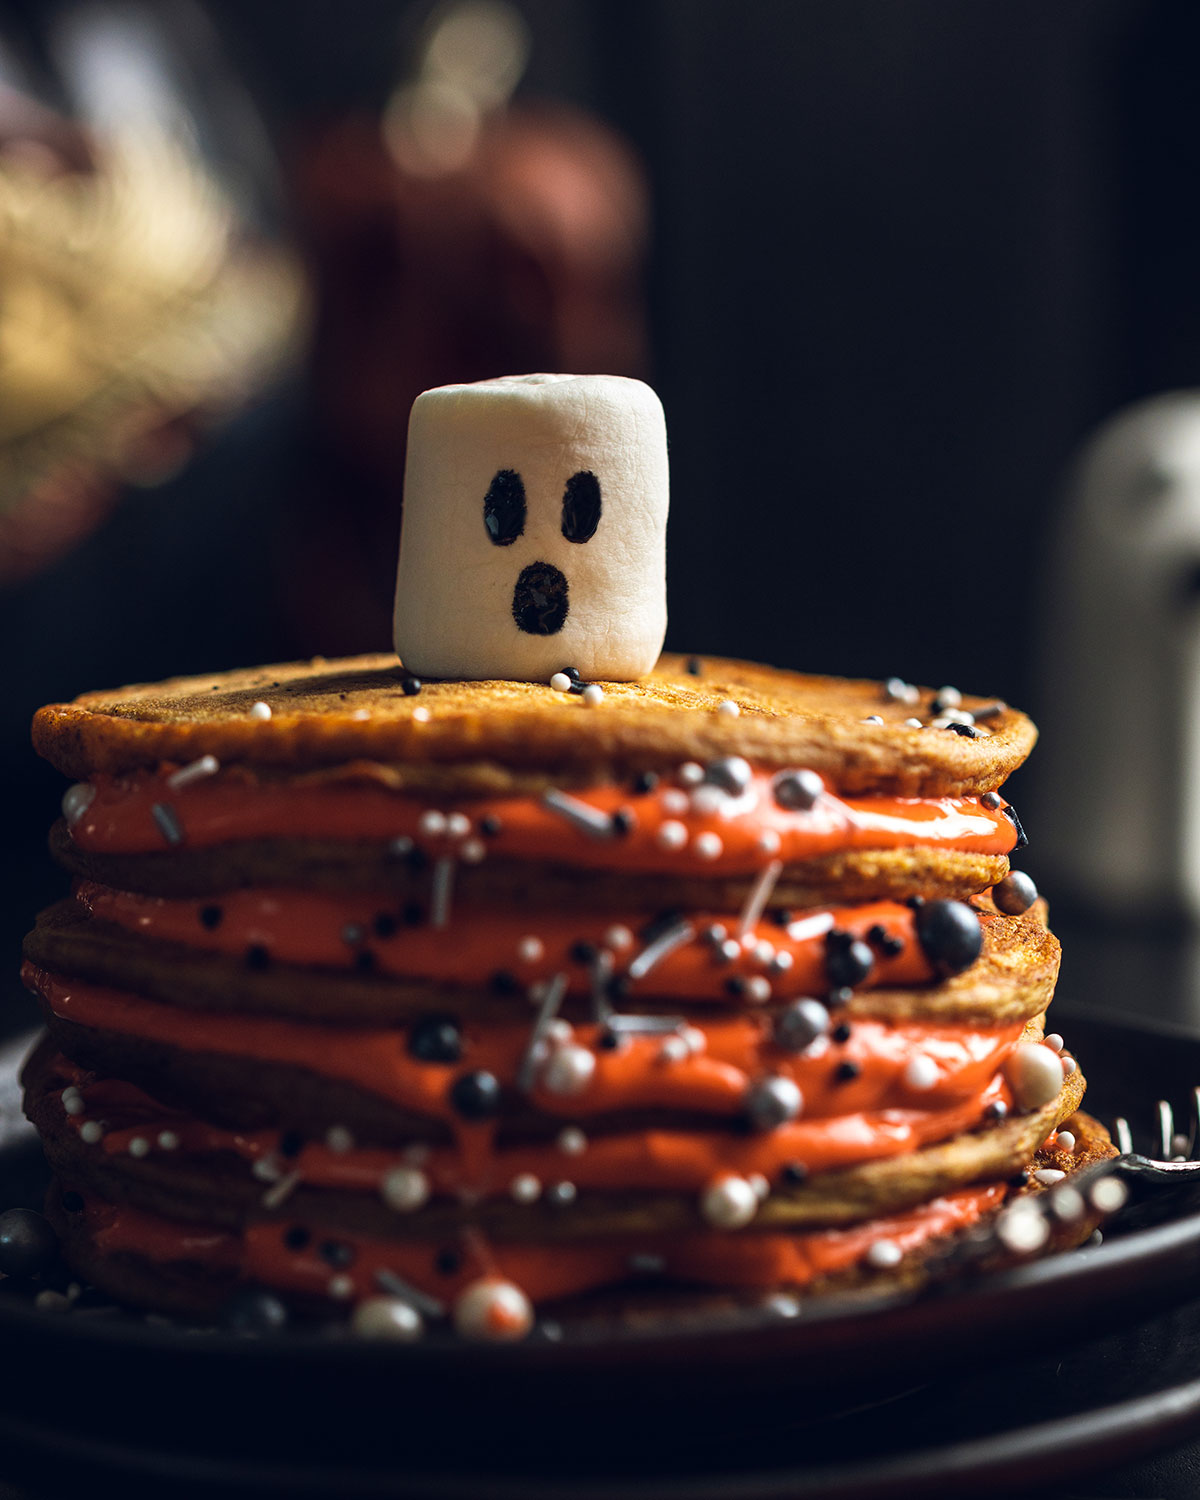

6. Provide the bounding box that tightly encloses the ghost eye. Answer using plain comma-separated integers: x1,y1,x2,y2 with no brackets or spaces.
561,471,601,544
483,470,526,546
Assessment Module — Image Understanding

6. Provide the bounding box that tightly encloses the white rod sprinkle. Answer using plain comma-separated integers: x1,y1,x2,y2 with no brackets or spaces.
260,1170,301,1211
516,972,569,1092
737,860,783,939
542,789,614,839
150,803,185,847
430,857,456,929
627,921,696,981
374,1269,446,1318
165,755,220,790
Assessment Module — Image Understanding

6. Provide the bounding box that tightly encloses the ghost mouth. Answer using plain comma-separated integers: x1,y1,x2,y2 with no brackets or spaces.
512,562,569,635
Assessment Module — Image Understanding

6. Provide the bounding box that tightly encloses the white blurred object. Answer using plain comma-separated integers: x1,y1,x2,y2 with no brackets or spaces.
1040,392,1200,919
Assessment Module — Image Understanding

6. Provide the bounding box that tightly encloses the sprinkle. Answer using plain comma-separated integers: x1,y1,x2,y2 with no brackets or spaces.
627,919,696,981
588,951,614,1025
745,1076,803,1129
660,788,689,815
388,836,415,859
744,976,772,1002
460,838,486,864
865,1239,903,1269
150,803,184,846
61,783,95,826
904,717,923,728
933,685,962,710
606,1013,688,1036
557,1127,587,1156
546,1181,577,1206
261,1170,301,1210
128,1137,150,1158
413,706,431,723
430,857,456,929
1089,1176,1128,1214
541,1044,597,1097
689,784,727,819
252,1156,282,1182
884,678,920,704
862,715,884,725
249,700,272,721
766,1293,802,1318
686,656,703,675
445,812,471,839
418,810,446,839
717,700,741,718
550,672,572,691
1004,1043,1065,1111
604,925,634,952
381,1166,431,1212
678,761,705,787
982,791,1003,809
453,1278,534,1342
34,1290,71,1313
996,1205,1050,1254
705,756,753,794
516,972,568,1092
1033,1168,1066,1186
656,820,688,851
700,1174,758,1229
737,859,783,938
752,941,776,966
1054,1129,1077,1154
517,935,545,964
510,1174,542,1204
718,938,742,963
374,1269,446,1318
157,1131,179,1150
835,1060,861,1083
694,831,724,860
328,1275,355,1300
772,768,823,810
903,1056,939,1092
757,829,782,856
629,1253,667,1274
166,755,220,790
80,1121,104,1144
769,951,794,974
325,1125,355,1154
659,1035,689,1062
61,1090,84,1117
542,788,615,839
681,1026,707,1055
1061,1056,1078,1076
1044,1034,1064,1053
582,685,604,707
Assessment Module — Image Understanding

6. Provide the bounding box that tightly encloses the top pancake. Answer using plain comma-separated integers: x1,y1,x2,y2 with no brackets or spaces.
33,653,1036,796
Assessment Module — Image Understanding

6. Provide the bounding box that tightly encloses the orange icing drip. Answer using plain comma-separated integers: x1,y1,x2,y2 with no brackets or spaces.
68,766,1016,874
30,971,1019,1190
75,883,936,1000
79,1182,1006,1305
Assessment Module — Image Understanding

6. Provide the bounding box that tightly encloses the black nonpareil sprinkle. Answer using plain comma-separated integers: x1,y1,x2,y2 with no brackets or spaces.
825,933,875,989
832,1022,852,1044
403,901,425,926
284,1226,311,1251
782,1162,809,1186
640,910,685,944
435,1248,461,1276
279,1131,304,1159
725,977,748,999
450,1070,502,1119
947,722,979,738
1010,1169,1030,1189
770,909,795,928
1004,803,1029,849
245,944,271,971
632,771,660,795
565,667,582,682
409,1014,463,1063
570,941,599,965
480,815,503,837
685,656,703,676
906,895,926,909
597,1030,621,1051
828,986,853,1008
354,949,377,974
319,1240,355,1268
867,924,904,958
199,904,223,931
610,808,636,837
606,975,632,1004
406,848,430,875
491,970,519,995
402,676,422,696
835,1061,861,1083
373,912,398,939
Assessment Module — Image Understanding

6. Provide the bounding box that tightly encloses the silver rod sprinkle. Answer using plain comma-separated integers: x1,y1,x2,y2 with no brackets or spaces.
542,789,614,839
590,950,614,1025
166,754,220,790
150,803,185,847
516,971,569,1092
430,856,456,929
260,1170,301,1211
606,1014,687,1035
627,921,695,981
374,1269,446,1318
737,859,783,938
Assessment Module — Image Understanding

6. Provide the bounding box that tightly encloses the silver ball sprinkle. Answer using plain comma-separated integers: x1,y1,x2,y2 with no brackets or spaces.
772,768,824,811
993,871,1038,915
745,1075,803,1130
774,998,830,1052
704,756,753,795
351,1296,425,1341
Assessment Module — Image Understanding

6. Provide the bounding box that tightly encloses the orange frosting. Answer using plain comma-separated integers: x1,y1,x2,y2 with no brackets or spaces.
67,766,1016,875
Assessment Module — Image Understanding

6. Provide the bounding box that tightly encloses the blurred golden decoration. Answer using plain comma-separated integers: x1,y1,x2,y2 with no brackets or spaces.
0,125,305,582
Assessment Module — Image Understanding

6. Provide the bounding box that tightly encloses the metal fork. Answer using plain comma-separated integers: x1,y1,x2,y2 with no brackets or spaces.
1109,1087,1200,1182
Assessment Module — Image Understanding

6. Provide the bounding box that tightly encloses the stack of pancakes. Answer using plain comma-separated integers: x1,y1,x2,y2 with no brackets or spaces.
20,653,1110,1337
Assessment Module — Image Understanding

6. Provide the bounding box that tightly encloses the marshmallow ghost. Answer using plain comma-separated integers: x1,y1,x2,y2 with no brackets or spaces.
393,374,668,681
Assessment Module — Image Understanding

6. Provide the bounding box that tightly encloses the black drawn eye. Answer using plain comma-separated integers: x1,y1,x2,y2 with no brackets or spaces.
483,470,526,546
561,470,601,543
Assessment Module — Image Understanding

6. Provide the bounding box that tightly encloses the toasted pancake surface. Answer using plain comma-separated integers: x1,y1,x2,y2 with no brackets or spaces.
33,653,1035,795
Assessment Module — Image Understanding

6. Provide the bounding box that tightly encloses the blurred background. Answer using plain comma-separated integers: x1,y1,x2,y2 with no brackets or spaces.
4,0,1200,1008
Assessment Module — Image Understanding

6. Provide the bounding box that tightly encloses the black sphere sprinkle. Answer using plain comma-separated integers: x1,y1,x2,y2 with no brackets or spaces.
835,1060,861,1083
906,895,926,909
1003,803,1029,849
401,676,422,696
450,1070,502,1119
597,1029,622,1051
480,815,503,837
632,771,660,795
222,1289,288,1336
284,1225,311,1251
341,923,365,947
403,901,426,926
372,912,398,939
915,900,984,977
491,970,519,995
0,1210,57,1278
319,1240,355,1268
567,680,587,695
832,1022,852,1044
685,656,703,676
1010,1169,1030,1189
981,791,1003,809
782,1162,809,1186
406,848,430,875
61,1192,84,1214
435,1248,462,1276
725,977,748,999
570,941,598,966
974,702,1006,720
828,986,854,1008
770,909,795,928
947,722,979,738
409,1014,463,1064
992,870,1038,916
279,1130,304,1159
867,923,905,958
640,910,685,943
199,904,223,931
245,944,270,971
825,933,875,989
565,667,582,682
354,949,377,975
610,808,636,837
606,975,632,1004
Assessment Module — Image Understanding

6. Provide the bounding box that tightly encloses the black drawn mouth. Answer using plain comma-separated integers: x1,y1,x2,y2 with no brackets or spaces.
512,562,569,635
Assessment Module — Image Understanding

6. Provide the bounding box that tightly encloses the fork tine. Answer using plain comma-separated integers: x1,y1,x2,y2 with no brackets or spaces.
1191,1089,1200,1160
1113,1116,1134,1155
1158,1100,1175,1160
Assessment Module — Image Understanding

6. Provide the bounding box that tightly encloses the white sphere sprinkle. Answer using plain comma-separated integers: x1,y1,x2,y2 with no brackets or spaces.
862,715,884,725
744,975,772,1003
445,811,471,839
677,761,705,787
328,1274,355,1300
1090,1176,1129,1214
1044,1033,1064,1054
381,1166,431,1212
61,1091,84,1117
351,1297,424,1341
325,1125,355,1154
249,701,272,721
460,837,486,864
550,672,572,692
745,1075,803,1130
517,935,545,964
545,1018,573,1044
659,1035,689,1063
681,1025,707,1055
1032,1168,1066,1186
752,940,776,967
80,1121,104,1145
157,1131,180,1151
252,1157,281,1182
1062,1056,1078,1076
510,1173,542,1204
757,829,782,856
904,717,923,728
903,1055,939,1092
1055,1130,1077,1153
689,784,727,819
604,925,634,952
413,706,431,723
719,938,742,963
701,1174,759,1229
418,809,447,838
769,950,794,974
61,783,96,826
660,788,689,815
128,1136,150,1159
748,1173,771,1201
656,820,688,852
556,1127,587,1156
865,1239,903,1269
541,1044,596,1097
694,831,724,861
717,699,741,718
453,1278,534,1342
1004,1043,1065,1112
582,684,604,707
937,685,962,707
996,1205,1050,1255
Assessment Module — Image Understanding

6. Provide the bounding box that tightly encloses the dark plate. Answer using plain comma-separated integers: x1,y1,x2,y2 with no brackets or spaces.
0,1008,1199,1499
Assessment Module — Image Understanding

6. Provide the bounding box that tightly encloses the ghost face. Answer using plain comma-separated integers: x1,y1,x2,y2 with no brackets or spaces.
393,375,668,682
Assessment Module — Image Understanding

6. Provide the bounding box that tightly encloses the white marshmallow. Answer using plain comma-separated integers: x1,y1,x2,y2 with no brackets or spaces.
394,374,668,681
